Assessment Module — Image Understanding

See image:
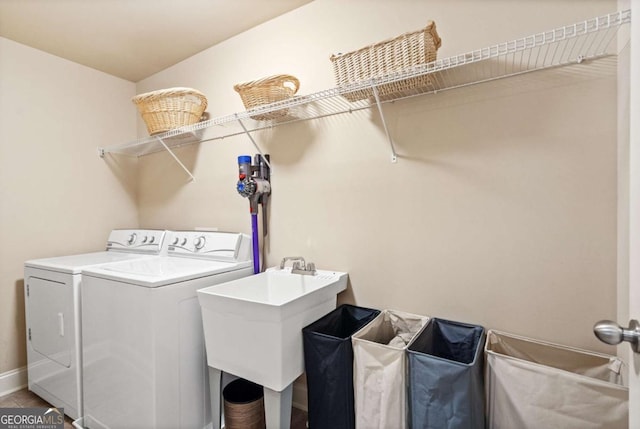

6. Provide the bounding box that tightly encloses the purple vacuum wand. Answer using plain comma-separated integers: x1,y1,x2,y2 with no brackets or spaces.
237,154,271,274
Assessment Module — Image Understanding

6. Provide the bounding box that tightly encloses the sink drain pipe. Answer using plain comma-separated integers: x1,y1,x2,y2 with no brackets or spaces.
237,154,271,274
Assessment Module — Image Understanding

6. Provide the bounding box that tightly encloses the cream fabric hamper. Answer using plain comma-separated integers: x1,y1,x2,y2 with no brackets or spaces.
352,309,430,429
485,330,628,429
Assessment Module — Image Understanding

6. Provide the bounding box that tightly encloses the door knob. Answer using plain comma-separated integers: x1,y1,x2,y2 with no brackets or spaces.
593,319,640,353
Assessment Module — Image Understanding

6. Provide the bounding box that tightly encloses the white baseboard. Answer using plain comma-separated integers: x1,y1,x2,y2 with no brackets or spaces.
0,366,27,397
292,379,308,412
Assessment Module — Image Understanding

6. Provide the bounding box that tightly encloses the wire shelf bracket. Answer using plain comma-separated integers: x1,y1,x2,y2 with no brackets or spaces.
155,136,196,182
236,116,273,171
371,85,398,163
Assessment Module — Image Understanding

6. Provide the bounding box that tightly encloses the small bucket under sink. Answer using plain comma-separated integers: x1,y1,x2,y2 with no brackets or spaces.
223,378,266,429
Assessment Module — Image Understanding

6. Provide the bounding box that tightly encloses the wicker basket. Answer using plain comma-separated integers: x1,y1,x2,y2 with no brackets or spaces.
234,74,299,120
330,21,442,102
223,379,265,429
131,87,208,135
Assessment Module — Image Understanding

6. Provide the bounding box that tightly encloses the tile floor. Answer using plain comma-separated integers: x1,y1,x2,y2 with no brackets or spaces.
0,388,308,429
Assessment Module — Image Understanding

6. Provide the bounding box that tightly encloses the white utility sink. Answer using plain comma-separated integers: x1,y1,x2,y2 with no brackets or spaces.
198,267,348,390
197,267,348,429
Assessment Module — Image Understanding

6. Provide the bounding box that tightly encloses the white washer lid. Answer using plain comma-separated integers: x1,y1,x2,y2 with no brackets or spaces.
81,256,251,287
24,251,156,275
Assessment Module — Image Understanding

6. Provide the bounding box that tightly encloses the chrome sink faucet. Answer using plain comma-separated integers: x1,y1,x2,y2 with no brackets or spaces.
280,256,316,276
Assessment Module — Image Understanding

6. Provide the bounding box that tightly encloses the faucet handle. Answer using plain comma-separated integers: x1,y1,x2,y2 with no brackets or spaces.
306,262,316,274
280,256,305,269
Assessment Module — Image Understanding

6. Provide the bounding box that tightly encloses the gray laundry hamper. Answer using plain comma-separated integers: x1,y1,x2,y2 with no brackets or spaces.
407,318,485,429
485,330,628,429
352,309,430,429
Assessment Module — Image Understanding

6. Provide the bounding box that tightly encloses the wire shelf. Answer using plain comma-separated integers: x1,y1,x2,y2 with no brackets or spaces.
100,9,631,164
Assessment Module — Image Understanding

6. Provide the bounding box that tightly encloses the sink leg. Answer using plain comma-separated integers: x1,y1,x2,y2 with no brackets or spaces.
208,367,222,429
263,383,293,429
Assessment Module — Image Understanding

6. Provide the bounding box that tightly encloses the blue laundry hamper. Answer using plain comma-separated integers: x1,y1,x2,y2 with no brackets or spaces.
407,318,485,429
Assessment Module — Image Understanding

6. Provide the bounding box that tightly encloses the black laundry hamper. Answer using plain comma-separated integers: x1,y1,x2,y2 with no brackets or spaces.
407,318,485,429
302,304,380,429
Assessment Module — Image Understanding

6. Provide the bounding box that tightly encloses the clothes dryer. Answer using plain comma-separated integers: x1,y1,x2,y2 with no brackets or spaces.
80,230,252,429
23,229,167,420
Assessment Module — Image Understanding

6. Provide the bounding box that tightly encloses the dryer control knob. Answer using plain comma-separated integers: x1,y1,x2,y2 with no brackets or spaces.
181,238,187,246
142,236,148,244
127,233,137,245
149,236,155,244
172,237,179,245
194,236,206,250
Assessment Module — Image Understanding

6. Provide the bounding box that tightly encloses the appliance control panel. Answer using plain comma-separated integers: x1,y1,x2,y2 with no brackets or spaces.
166,230,251,262
106,229,166,254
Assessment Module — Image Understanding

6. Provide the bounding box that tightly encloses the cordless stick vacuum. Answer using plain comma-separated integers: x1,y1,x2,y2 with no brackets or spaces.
236,154,271,274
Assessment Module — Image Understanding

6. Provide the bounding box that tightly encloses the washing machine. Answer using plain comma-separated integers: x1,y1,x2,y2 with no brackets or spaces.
24,229,167,420
79,230,253,429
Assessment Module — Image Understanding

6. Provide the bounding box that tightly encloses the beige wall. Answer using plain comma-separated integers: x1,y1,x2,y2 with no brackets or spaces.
0,0,621,401
0,0,621,404
0,37,139,373
136,0,619,353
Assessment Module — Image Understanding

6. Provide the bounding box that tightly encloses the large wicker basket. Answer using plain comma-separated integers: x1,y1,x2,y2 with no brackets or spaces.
330,21,441,102
132,87,208,135
234,74,299,121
